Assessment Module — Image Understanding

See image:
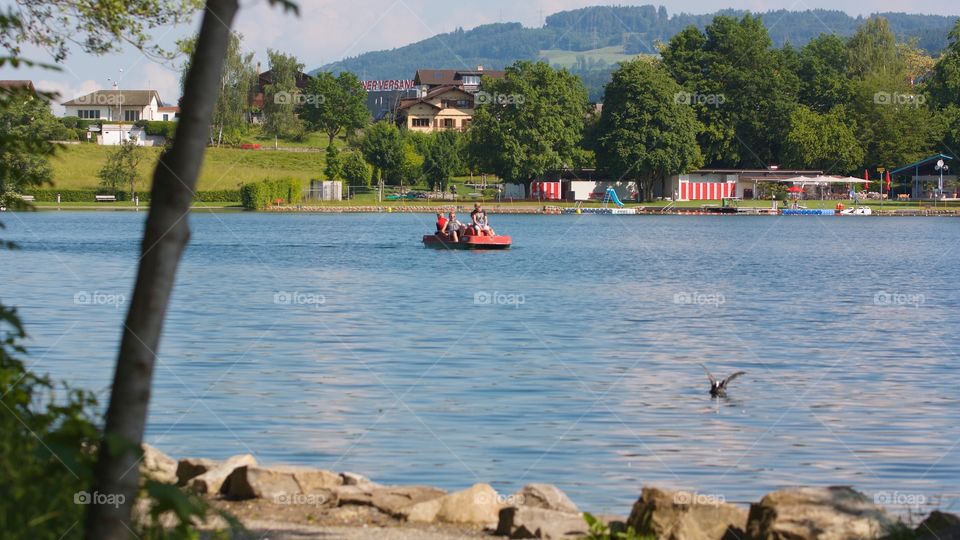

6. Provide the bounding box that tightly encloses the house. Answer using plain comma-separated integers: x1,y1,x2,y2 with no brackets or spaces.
249,68,314,123
158,105,179,121
62,89,163,122
397,67,505,133
0,80,37,93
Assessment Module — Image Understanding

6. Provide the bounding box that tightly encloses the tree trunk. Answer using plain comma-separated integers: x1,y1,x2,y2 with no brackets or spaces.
84,1,239,538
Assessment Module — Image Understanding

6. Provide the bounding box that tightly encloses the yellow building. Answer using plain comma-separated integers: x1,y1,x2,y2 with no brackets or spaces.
396,68,504,133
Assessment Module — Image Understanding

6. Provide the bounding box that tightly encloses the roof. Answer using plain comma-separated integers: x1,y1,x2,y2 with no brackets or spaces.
257,70,313,91
62,90,162,107
397,85,474,111
0,80,36,92
891,153,954,175
158,105,180,112
413,68,505,87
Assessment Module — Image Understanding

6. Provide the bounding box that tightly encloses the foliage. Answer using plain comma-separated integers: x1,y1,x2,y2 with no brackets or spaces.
847,17,906,80
926,20,960,108
239,177,303,210
135,120,177,139
0,86,63,206
262,49,305,140
467,61,588,184
583,512,653,540
782,106,864,173
422,131,461,191
97,140,145,199
597,58,703,200
341,152,371,187
796,34,855,113
300,71,370,146
324,144,342,180
360,121,406,185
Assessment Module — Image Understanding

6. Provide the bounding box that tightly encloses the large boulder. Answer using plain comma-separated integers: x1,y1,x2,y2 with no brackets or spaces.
406,483,504,525
222,465,342,502
186,454,257,495
915,511,960,540
176,457,219,486
627,487,747,540
140,444,177,484
369,485,447,517
496,506,588,539
745,486,893,540
514,484,579,513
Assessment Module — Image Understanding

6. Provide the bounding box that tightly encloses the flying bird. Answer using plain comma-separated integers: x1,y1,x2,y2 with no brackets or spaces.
700,364,746,397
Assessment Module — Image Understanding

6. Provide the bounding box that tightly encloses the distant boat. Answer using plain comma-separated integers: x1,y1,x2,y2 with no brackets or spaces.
422,229,512,250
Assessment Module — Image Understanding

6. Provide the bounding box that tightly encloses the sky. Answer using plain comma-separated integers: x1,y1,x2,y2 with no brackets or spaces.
2,0,959,114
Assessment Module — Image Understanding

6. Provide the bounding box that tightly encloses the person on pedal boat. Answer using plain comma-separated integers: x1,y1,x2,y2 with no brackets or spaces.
470,203,495,236
436,212,448,233
445,211,464,242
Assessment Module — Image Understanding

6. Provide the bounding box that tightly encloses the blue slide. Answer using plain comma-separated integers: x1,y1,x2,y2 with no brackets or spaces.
605,187,625,207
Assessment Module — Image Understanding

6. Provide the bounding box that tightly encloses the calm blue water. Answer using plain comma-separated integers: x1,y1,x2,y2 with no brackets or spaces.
1,211,958,514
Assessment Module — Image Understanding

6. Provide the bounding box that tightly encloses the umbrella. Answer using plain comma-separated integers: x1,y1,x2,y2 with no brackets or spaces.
787,186,804,193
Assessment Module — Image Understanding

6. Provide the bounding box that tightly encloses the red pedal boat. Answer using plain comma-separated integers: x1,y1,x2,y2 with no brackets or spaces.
422,231,512,250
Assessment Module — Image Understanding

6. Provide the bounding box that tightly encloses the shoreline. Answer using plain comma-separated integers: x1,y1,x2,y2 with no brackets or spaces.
140,445,956,540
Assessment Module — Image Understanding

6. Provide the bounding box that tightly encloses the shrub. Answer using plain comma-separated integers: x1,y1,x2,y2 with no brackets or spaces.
135,121,177,139
239,177,302,209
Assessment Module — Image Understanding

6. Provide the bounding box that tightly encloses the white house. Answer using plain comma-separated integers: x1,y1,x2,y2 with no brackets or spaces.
62,89,163,123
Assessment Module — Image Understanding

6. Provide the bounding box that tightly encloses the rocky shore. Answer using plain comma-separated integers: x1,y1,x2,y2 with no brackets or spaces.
140,445,958,540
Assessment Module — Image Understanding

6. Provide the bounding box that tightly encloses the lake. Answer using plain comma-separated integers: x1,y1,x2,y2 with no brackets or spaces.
1,210,957,513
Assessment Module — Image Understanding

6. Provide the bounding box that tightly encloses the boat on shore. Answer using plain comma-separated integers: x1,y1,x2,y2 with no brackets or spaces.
422,231,512,250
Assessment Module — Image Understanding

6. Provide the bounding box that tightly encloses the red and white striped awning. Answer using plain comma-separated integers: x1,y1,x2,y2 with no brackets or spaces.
679,181,736,201
531,181,562,200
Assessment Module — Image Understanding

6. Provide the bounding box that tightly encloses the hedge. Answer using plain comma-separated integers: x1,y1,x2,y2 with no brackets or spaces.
134,120,177,139
23,189,240,203
239,178,303,210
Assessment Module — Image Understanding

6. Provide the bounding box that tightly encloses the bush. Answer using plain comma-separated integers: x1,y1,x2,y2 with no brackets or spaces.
239,177,302,209
135,121,177,139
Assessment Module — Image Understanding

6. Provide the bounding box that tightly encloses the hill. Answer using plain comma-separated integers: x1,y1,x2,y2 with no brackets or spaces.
315,5,959,101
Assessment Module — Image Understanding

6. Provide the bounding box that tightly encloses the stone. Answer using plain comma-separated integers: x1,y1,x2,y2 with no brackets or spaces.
369,486,447,517
140,444,177,484
334,484,377,506
745,486,893,540
186,454,257,495
341,472,375,486
514,484,579,513
176,457,219,486
496,506,588,539
915,511,960,540
407,483,504,525
223,465,342,500
627,486,747,540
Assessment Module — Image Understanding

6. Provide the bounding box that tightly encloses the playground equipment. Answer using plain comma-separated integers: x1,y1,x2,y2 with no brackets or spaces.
602,187,625,208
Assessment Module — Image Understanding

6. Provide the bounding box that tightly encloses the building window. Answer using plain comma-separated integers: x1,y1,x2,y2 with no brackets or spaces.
411,118,430,128
462,75,480,86
443,118,454,129
124,110,140,121
78,109,101,119
162,114,169,121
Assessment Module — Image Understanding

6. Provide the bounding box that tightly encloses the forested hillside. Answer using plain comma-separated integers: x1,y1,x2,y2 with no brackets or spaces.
316,5,958,101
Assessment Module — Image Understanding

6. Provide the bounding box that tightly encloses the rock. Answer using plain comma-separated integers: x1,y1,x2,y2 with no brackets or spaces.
915,511,960,540
341,472,375,486
627,487,747,540
223,465,342,501
334,484,377,506
186,454,257,495
140,444,177,484
514,484,579,513
176,457,219,486
407,483,504,525
496,506,588,539
369,485,447,517
745,486,893,540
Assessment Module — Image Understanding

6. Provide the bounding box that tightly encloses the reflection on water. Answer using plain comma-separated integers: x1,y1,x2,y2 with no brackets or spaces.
1,211,958,513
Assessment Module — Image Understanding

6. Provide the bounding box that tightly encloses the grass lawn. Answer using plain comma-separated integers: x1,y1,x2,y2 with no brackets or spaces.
50,144,326,191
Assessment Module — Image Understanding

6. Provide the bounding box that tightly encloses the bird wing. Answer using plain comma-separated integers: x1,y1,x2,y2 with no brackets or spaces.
721,371,746,387
699,363,717,385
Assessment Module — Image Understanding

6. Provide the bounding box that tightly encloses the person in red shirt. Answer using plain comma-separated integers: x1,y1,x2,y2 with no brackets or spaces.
436,212,448,234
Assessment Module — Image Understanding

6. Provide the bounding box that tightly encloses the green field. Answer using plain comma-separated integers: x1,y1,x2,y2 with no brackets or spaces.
538,46,644,68
49,143,326,191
